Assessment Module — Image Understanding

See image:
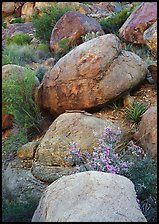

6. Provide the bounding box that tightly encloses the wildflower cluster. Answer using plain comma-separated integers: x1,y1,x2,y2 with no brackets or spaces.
64,127,129,174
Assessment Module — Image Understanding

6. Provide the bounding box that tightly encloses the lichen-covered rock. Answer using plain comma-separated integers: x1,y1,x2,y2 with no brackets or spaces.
50,11,104,54
32,171,147,222
119,2,157,44
37,34,147,117
143,21,157,56
17,140,40,160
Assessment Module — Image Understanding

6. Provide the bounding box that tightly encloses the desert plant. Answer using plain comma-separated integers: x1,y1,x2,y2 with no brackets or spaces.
65,127,157,222
10,17,25,24
81,31,101,42
35,66,48,83
2,21,7,28
99,8,130,34
65,127,129,174
32,4,73,44
2,68,41,132
125,101,147,124
6,32,32,46
2,44,38,66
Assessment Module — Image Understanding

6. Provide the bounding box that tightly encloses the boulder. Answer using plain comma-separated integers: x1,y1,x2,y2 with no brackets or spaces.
21,2,35,22
134,106,157,159
32,171,147,222
34,2,57,15
3,157,48,203
143,22,157,57
37,34,147,117
14,2,26,17
119,2,157,44
2,2,15,18
50,11,104,54
147,62,157,82
17,140,40,160
31,112,129,183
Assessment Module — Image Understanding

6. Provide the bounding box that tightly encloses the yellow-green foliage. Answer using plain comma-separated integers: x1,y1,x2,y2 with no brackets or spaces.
99,8,131,34
6,32,32,46
81,31,101,42
32,4,73,44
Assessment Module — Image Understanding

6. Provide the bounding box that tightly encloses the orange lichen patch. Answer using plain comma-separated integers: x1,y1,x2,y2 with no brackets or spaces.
79,53,99,65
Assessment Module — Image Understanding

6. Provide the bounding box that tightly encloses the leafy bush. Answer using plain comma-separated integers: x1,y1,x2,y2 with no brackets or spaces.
2,68,41,131
99,8,130,34
10,17,25,24
65,127,157,222
32,4,73,44
6,32,32,46
125,101,147,124
35,66,48,83
2,44,38,66
81,31,101,42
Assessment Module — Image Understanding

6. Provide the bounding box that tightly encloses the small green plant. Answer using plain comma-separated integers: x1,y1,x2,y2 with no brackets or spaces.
35,66,48,83
2,21,7,28
32,4,73,44
6,32,32,46
2,68,41,131
125,101,147,124
2,129,28,153
10,17,25,24
99,8,131,34
2,44,38,66
81,31,101,42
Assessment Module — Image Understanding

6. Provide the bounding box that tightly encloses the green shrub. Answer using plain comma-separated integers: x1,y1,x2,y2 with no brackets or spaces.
2,44,38,66
125,101,147,124
35,66,48,83
10,17,25,24
2,68,41,131
6,32,32,46
32,4,73,44
2,21,7,28
35,43,52,60
99,8,130,34
2,129,28,153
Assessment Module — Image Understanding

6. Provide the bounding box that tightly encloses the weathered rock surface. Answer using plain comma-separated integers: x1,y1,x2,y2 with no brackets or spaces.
147,62,157,83
21,2,35,22
119,2,157,44
50,11,104,54
33,112,119,167
134,106,157,159
2,2,15,18
17,140,40,160
31,112,129,183
3,157,48,203
32,171,147,222
143,21,157,56
37,34,147,117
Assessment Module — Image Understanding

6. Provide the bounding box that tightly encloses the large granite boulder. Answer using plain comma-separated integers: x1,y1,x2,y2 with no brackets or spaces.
2,2,15,18
31,112,129,183
32,171,147,222
21,2,35,22
37,34,147,117
50,10,104,54
119,2,157,44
